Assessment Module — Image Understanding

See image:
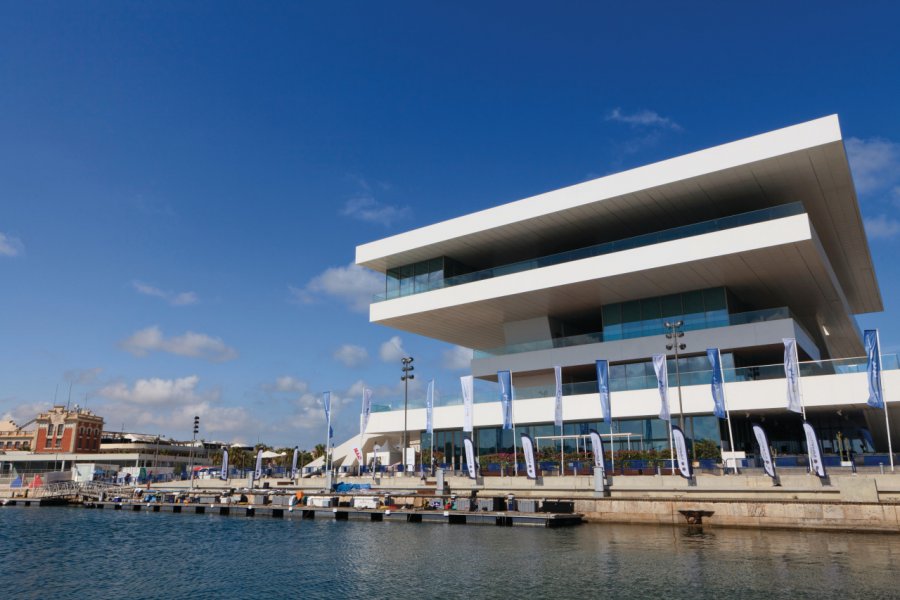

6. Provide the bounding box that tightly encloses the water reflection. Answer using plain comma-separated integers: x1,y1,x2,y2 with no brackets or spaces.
1,508,899,599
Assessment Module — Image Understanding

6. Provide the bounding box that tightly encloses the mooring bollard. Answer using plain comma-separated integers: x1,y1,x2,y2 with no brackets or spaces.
880,463,885,474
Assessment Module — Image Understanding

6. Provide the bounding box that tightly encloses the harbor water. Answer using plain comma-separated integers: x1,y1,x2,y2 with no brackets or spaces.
2,507,899,599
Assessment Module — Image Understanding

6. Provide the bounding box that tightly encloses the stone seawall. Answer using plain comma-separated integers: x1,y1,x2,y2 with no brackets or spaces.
573,497,900,533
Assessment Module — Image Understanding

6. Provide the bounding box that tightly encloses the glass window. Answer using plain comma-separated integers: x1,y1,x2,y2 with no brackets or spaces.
621,300,641,324
660,294,682,318
414,260,430,293
399,264,414,296
57,424,64,437
703,288,727,312
386,269,400,299
682,290,704,315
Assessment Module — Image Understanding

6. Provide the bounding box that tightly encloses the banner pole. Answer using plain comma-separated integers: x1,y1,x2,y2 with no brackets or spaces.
794,342,814,474
877,332,894,472
668,419,675,475
720,349,738,474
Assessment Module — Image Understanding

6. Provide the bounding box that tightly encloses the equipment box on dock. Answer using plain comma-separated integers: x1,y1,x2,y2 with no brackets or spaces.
308,496,337,508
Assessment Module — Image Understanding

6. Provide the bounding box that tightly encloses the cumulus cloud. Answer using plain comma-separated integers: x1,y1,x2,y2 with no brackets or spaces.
269,376,308,393
864,215,900,240
606,108,682,131
290,262,383,313
94,375,252,435
845,137,900,196
442,345,473,370
121,326,238,362
341,196,410,227
98,375,211,405
132,280,199,306
333,344,369,367
0,232,24,257
2,402,51,425
379,336,406,363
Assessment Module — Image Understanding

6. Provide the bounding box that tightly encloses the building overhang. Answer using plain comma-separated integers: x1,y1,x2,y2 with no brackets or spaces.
370,213,863,358
357,115,880,315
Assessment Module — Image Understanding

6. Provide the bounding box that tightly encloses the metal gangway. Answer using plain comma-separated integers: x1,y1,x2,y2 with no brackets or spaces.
34,481,133,501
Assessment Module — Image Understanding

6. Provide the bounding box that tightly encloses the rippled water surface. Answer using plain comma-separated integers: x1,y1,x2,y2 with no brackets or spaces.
3,507,900,599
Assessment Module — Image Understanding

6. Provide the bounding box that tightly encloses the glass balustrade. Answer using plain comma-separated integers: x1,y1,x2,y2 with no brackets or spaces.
473,306,798,358
368,353,899,414
373,202,805,302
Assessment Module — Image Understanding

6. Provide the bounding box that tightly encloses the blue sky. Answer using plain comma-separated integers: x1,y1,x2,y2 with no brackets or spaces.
2,2,899,447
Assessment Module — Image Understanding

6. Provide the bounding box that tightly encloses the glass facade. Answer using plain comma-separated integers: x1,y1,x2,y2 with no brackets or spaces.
424,414,724,464
384,257,466,300
601,287,730,340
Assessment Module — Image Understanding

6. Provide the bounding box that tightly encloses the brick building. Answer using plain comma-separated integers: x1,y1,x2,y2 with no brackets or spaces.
33,406,104,453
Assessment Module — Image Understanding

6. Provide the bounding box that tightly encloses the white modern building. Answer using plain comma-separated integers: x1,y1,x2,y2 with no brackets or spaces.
340,115,898,470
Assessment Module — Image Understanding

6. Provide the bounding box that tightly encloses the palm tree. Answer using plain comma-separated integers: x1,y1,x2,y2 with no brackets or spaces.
313,443,326,459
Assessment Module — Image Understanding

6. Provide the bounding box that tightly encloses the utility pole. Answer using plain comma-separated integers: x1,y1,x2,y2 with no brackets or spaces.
401,356,415,470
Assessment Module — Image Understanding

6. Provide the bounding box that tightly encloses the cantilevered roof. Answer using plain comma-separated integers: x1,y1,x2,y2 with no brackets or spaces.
356,115,881,315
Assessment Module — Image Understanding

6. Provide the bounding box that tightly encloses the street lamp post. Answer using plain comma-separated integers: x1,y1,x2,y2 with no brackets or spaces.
189,415,199,490
665,321,694,460
401,357,415,471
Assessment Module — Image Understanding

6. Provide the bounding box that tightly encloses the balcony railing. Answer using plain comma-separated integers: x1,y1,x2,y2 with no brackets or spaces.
374,202,805,302
369,353,899,413
474,306,798,358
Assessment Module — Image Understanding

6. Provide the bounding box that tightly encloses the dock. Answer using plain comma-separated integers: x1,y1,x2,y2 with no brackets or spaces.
2,498,582,527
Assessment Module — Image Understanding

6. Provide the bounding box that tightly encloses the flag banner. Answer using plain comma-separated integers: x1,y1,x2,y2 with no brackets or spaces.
596,359,611,423
361,388,372,435
426,379,435,434
463,437,477,479
220,449,229,481
254,449,263,480
329,426,334,440
323,391,332,422
865,329,884,409
291,447,299,479
672,426,692,479
751,423,776,479
803,421,827,478
706,348,727,419
783,338,803,414
461,375,474,433
521,434,537,480
352,446,363,464
589,429,605,477
554,366,563,428
653,354,670,421
498,370,513,430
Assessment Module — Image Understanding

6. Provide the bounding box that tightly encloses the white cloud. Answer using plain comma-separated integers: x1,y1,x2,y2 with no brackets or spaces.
864,214,900,240
379,336,406,363
121,326,238,362
333,344,369,367
290,262,383,313
64,367,103,385
94,375,253,435
442,345,473,370
132,280,199,306
606,108,682,131
2,402,51,425
269,376,308,393
98,375,210,405
845,137,900,196
0,232,24,257
341,196,410,227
